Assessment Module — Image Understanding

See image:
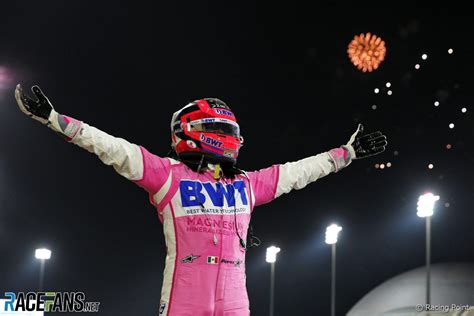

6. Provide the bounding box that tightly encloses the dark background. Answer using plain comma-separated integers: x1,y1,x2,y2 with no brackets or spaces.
0,2,473,315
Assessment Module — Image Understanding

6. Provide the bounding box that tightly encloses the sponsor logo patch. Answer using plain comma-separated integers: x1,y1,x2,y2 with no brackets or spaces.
223,149,236,158
214,108,234,117
221,258,242,268
207,256,220,264
200,134,223,149
159,302,166,315
181,254,201,263
186,140,197,148
180,180,248,208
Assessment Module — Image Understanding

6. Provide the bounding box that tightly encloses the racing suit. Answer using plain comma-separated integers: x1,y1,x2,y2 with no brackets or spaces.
48,112,351,316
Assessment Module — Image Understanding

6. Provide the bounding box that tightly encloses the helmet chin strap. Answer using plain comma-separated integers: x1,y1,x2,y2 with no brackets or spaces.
213,163,221,180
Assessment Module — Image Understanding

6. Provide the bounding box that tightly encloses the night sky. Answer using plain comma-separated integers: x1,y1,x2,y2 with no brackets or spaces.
1,2,474,315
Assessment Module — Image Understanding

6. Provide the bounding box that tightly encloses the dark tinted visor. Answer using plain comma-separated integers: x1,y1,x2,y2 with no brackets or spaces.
190,119,240,137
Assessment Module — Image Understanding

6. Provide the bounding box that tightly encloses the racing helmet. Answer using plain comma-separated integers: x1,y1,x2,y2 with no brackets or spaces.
170,98,243,165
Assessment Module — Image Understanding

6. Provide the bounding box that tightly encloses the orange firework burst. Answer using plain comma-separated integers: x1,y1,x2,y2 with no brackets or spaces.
347,32,386,72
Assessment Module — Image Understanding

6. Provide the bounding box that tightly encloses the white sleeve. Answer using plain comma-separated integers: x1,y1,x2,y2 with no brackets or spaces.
48,110,144,181
275,148,351,198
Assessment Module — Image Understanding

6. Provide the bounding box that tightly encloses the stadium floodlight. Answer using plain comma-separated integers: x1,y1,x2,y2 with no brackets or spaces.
35,248,52,291
265,246,281,263
325,224,342,244
266,246,281,316
35,248,51,260
417,193,440,217
326,224,342,316
417,192,440,305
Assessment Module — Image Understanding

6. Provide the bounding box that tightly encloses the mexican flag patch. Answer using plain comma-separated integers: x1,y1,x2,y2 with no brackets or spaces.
207,256,219,264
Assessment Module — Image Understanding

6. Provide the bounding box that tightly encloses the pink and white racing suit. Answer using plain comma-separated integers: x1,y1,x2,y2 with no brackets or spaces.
49,112,351,316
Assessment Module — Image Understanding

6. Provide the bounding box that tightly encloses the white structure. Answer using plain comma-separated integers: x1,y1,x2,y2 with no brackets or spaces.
347,263,474,316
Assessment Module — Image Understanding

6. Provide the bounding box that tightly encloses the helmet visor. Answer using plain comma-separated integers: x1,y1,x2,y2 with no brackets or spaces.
190,118,240,137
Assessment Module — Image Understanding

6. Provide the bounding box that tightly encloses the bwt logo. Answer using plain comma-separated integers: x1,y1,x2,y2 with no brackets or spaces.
200,134,223,148
201,118,217,123
180,180,248,207
214,109,234,117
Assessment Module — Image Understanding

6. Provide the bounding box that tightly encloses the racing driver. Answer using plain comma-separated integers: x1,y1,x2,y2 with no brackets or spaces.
15,84,387,316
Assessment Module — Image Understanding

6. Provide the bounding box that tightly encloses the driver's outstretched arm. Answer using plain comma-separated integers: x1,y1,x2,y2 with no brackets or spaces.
248,124,387,207
15,84,144,181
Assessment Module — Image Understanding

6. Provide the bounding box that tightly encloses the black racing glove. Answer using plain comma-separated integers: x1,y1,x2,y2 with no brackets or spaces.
15,84,54,125
343,124,388,159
